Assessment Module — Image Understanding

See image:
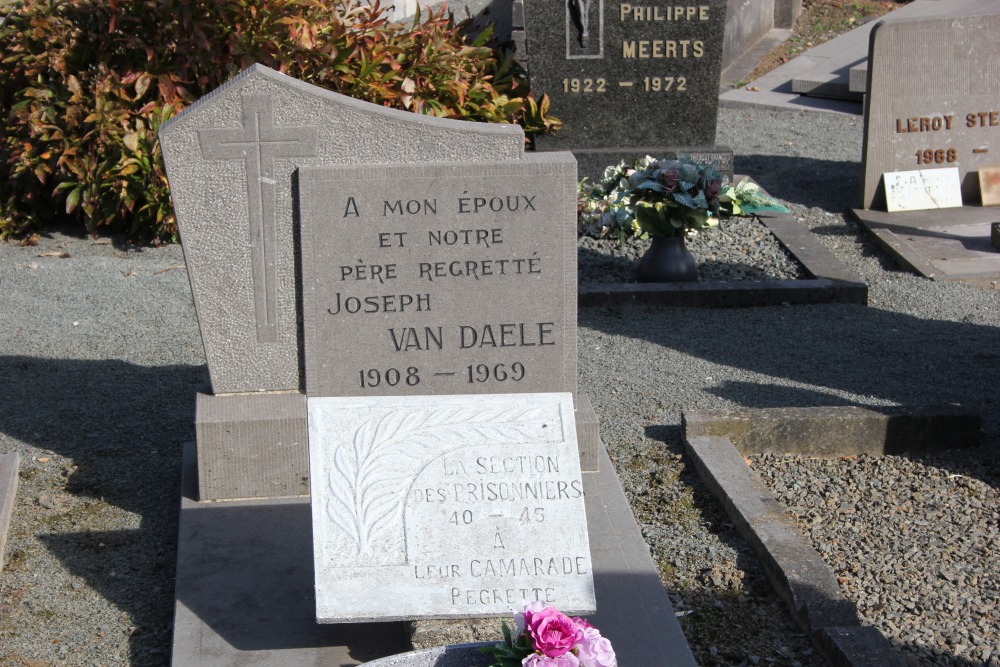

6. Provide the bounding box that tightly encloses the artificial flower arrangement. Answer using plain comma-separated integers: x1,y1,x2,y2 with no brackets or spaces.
577,155,788,243
482,602,616,667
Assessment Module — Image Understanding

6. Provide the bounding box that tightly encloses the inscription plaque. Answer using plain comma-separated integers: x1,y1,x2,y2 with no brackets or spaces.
523,0,727,150
308,392,595,621
299,154,578,398
980,166,1000,207
884,168,963,212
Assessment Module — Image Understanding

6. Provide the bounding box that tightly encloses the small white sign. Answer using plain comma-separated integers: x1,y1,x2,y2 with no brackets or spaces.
308,392,595,622
884,168,963,212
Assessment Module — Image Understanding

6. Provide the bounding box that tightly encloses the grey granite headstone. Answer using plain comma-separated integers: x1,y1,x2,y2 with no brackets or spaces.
160,64,524,395
522,0,726,153
861,12,1000,209
299,154,577,398
159,65,526,499
309,393,595,622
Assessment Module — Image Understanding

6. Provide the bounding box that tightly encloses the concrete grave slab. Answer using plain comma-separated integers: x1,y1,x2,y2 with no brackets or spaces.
850,206,1000,287
307,392,594,622
159,64,524,395
0,453,18,572
523,0,727,155
298,155,578,399
171,443,411,667
861,10,1000,210
173,438,696,666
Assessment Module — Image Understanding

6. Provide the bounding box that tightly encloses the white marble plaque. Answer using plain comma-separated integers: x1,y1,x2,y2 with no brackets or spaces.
884,168,963,212
308,392,595,622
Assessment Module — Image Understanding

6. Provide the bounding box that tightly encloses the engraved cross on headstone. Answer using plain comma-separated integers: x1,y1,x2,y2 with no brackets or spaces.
197,95,319,343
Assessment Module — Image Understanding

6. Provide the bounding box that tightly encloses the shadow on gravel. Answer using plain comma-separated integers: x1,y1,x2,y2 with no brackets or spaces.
580,303,1000,485
641,425,996,667
641,423,825,666
0,354,207,665
735,155,862,213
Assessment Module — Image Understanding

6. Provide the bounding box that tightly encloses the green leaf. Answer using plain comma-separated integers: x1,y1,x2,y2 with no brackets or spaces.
135,72,153,99
123,132,140,153
65,186,81,214
635,205,666,236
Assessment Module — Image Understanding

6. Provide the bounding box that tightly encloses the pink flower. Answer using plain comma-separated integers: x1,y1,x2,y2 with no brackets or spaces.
575,627,617,667
704,177,722,202
659,167,681,192
525,606,582,657
522,652,580,667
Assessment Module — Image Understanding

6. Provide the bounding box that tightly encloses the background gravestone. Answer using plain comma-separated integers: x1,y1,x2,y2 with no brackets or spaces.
522,0,729,179
860,12,1000,210
159,64,525,500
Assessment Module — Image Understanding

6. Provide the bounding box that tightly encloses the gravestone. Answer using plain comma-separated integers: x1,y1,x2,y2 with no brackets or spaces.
163,65,694,667
159,64,525,500
297,153,595,620
521,0,730,180
860,13,1000,210
850,10,1000,286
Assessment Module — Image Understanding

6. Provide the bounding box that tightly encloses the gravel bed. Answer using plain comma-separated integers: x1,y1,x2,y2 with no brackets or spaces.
755,451,999,666
579,215,808,284
1,105,999,667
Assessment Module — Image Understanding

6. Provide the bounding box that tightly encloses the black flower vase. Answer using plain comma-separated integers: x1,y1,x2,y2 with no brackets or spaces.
637,236,697,282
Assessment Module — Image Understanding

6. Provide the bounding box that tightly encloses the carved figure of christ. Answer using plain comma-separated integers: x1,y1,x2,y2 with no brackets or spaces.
197,95,319,343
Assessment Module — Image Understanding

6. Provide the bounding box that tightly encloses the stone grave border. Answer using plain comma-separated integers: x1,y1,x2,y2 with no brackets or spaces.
579,191,869,308
0,453,18,573
849,207,1000,290
680,405,981,667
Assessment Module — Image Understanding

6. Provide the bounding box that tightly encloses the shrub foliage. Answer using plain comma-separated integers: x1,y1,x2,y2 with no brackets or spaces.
0,0,558,243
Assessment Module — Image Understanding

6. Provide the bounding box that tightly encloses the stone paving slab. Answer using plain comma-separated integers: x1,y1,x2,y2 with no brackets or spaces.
0,453,19,573
850,206,1000,289
172,441,696,666
681,405,983,667
579,210,868,308
719,0,996,115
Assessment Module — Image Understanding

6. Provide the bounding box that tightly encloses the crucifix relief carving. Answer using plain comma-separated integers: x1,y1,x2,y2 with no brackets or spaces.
197,95,319,343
